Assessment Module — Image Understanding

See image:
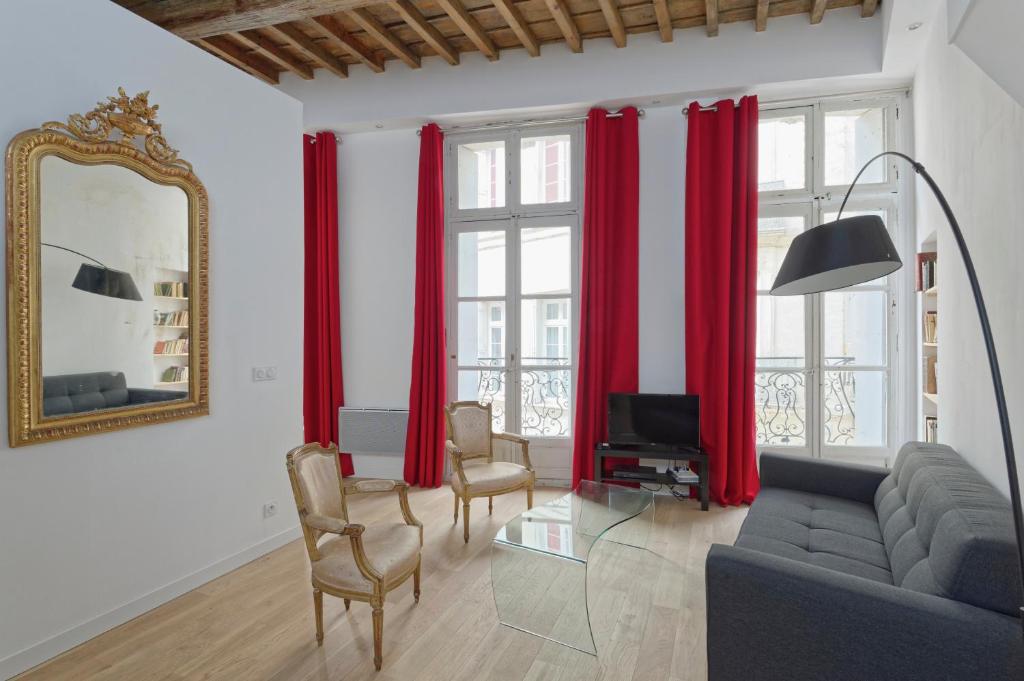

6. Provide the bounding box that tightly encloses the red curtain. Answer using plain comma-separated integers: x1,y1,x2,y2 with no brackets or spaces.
684,96,761,506
303,132,353,476
404,124,448,488
571,108,640,488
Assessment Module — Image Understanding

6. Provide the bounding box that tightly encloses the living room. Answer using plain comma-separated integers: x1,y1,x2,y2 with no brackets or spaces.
0,0,1021,679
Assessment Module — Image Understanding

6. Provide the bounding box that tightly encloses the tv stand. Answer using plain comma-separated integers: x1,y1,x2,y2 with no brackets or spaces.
594,443,709,511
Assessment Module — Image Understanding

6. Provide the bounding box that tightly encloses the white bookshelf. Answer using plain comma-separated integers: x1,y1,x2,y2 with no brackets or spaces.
152,267,189,389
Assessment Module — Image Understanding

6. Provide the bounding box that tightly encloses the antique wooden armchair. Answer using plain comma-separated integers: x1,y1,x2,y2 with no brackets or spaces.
444,401,535,543
285,443,422,671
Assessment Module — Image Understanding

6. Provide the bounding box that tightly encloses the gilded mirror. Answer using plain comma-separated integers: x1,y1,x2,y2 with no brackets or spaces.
6,88,209,446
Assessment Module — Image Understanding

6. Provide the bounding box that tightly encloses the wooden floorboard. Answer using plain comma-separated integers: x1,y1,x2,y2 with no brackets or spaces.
15,486,746,681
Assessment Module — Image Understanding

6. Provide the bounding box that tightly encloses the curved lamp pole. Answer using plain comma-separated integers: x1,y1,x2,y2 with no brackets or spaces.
770,151,1024,629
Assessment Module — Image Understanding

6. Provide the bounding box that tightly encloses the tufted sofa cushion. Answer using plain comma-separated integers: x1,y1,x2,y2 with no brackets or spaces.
874,442,1022,616
43,371,129,416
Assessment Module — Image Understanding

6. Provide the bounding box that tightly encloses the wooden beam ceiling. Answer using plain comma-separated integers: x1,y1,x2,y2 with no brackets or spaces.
117,0,879,84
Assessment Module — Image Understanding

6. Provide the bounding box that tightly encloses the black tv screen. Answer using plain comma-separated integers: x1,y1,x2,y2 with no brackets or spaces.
607,393,700,448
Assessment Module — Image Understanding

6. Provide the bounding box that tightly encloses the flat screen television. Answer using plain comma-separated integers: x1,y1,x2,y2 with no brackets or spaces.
607,393,700,449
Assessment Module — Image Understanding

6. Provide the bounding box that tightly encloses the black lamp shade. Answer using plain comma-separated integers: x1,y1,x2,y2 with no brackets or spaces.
71,263,143,301
770,215,903,296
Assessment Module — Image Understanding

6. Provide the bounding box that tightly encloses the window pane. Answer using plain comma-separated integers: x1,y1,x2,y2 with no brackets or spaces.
521,134,571,205
758,114,806,192
457,369,505,432
521,226,570,295
823,370,886,447
756,294,805,366
824,291,887,367
825,107,886,186
521,298,570,365
757,215,805,289
755,370,807,447
457,231,505,297
520,369,571,437
458,140,505,209
458,301,505,365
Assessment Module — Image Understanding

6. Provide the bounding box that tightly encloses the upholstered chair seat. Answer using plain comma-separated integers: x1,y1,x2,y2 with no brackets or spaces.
445,401,535,542
286,443,423,671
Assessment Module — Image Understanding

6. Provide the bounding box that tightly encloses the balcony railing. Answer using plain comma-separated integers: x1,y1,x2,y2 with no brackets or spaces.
755,357,858,447
473,357,571,437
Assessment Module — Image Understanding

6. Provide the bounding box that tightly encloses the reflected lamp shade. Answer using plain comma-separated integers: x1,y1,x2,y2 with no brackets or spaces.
71,263,143,301
770,215,903,296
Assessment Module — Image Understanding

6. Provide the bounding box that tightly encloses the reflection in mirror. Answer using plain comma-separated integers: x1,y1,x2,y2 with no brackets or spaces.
39,155,190,417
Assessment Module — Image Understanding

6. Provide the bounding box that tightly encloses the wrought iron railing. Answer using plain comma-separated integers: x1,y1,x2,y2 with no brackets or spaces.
472,357,571,437
755,357,857,447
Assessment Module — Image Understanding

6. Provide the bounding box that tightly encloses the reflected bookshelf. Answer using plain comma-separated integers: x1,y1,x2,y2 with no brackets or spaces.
918,249,938,443
152,268,189,390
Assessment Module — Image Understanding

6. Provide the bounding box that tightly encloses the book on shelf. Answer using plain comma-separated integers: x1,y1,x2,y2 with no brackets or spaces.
925,416,939,444
916,252,937,291
160,365,189,383
923,311,938,344
925,356,938,394
153,338,189,355
153,281,188,298
153,309,189,327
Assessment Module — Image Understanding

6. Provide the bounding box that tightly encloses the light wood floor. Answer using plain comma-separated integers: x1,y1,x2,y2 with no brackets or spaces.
16,486,746,681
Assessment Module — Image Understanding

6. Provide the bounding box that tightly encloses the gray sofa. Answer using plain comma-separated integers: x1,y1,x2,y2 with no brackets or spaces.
706,442,1023,681
43,371,186,416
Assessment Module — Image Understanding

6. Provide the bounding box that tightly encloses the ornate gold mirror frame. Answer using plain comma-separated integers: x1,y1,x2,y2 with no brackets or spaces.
5,88,209,446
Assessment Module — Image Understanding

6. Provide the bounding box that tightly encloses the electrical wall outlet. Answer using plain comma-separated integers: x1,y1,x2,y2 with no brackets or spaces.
263,501,278,519
252,366,278,382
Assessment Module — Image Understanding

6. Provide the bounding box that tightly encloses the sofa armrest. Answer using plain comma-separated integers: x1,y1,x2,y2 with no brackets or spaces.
128,388,188,404
759,451,889,504
706,544,1024,681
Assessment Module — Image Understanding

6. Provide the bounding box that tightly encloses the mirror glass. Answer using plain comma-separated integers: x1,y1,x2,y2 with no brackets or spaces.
39,155,190,418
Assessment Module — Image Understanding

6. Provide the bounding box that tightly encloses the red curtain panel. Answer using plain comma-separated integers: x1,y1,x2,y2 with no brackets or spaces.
303,132,353,475
571,107,641,487
684,96,761,506
404,124,448,488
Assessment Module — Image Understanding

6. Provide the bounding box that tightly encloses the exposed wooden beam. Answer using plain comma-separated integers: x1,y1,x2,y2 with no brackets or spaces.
267,22,348,78
492,0,540,57
348,7,421,69
596,0,627,48
652,0,673,43
861,0,879,18
436,0,499,61
388,0,459,66
755,0,769,32
810,0,826,24
121,0,381,40
233,29,314,79
311,14,384,73
195,35,279,84
705,0,718,37
543,0,583,53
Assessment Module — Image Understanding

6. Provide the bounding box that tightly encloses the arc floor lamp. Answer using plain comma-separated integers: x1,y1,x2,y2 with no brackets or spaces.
770,151,1024,630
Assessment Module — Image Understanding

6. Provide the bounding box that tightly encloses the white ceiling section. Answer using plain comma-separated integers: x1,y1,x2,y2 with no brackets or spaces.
281,7,887,132
948,0,1024,109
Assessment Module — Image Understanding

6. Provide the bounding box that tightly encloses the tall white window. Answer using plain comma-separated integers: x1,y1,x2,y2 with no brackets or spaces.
757,97,904,465
446,125,582,442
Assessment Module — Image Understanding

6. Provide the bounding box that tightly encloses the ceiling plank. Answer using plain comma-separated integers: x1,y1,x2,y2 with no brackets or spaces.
436,0,500,61
121,0,382,40
861,0,879,18
267,22,349,78
652,0,673,43
195,35,280,84
311,14,385,73
492,0,541,57
810,0,826,24
348,8,421,69
388,0,459,66
705,0,718,37
233,29,314,79
755,0,769,32
543,0,583,53
596,0,627,48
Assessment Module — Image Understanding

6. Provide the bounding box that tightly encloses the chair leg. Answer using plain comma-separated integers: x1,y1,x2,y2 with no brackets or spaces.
313,588,324,646
343,598,351,611
413,562,421,603
488,496,493,515
453,492,459,524
463,499,471,543
372,603,384,671
527,484,534,510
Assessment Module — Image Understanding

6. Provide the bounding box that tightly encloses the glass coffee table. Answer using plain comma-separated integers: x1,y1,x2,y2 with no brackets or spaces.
491,480,659,655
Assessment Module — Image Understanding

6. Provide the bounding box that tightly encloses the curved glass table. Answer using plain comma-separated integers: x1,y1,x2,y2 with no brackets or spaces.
491,480,661,655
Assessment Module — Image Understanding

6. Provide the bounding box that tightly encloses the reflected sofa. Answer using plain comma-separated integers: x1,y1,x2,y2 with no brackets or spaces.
42,371,186,416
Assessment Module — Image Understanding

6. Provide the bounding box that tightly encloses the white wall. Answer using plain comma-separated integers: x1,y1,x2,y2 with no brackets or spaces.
912,5,1024,497
0,1,304,677
949,0,1024,108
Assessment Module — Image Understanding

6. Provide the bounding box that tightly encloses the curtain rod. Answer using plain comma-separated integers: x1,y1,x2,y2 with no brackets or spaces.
417,108,645,136
682,87,911,115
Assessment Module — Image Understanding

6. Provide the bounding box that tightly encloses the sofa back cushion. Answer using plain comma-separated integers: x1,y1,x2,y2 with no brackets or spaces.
874,442,1022,616
43,371,129,416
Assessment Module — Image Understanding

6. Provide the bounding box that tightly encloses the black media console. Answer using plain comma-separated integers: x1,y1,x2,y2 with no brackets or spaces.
594,443,709,511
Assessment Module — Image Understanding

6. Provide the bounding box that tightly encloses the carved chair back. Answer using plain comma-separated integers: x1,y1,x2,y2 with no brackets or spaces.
286,443,350,558
444,401,494,462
